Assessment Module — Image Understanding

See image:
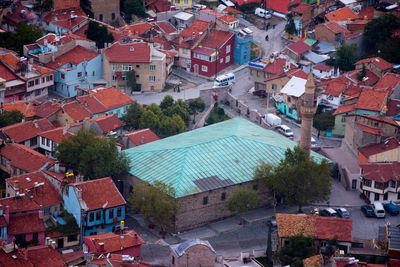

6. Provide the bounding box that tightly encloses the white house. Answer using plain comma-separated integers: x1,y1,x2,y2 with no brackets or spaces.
312,64,335,79
38,127,73,158
316,79,348,110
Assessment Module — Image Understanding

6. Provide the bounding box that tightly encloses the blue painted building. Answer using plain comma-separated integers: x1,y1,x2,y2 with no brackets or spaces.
45,45,107,98
0,222,7,244
63,177,126,237
233,30,252,65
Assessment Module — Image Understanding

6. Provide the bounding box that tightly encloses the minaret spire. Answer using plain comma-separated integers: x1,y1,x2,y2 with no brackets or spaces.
300,73,317,156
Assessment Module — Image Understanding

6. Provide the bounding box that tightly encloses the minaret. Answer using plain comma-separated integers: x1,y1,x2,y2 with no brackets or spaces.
300,73,317,156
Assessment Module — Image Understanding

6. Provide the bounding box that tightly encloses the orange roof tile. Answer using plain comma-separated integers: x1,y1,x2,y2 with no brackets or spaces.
356,88,387,112
266,0,302,13
35,118,55,131
61,251,84,264
323,80,347,97
3,101,38,118
0,194,40,213
218,14,238,23
90,114,124,134
315,216,352,242
292,3,311,14
0,249,34,267
32,64,54,75
123,128,160,146
347,69,379,86
0,119,55,143
0,61,19,81
124,22,154,36
356,123,382,135
0,53,19,69
264,58,291,74
313,64,333,72
104,42,151,63
386,98,400,117
45,45,99,69
359,137,400,159
62,101,92,122
223,6,241,14
35,101,61,118
155,21,177,35
70,177,126,210
84,230,144,254
8,213,45,235
355,57,393,72
88,86,133,111
76,95,107,114
24,246,65,267
276,213,315,238
324,21,350,35
325,7,360,22
287,41,311,55
1,144,55,173
360,114,399,127
333,103,356,116
360,162,400,183
374,73,400,91
303,255,322,267
181,20,211,39
39,127,74,143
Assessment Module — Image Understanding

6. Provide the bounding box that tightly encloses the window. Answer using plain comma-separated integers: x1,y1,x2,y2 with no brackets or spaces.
112,64,118,71
35,79,39,85
374,181,383,189
202,65,208,72
149,76,155,82
136,75,139,78
50,75,53,80
175,0,180,4
122,65,132,71
150,65,156,71
352,179,357,189
89,212,94,222
226,45,231,53
112,13,116,20
96,210,101,221
122,76,127,81
19,169,23,175
30,137,37,146
341,116,346,123
363,179,372,187
271,84,277,91
184,0,189,4
384,192,388,200
117,207,122,217
46,138,50,147
112,75,117,81
35,90,41,96
203,196,208,205
136,65,140,68
221,192,226,201
374,193,379,201
61,73,65,79
99,14,103,21
220,58,223,63
68,234,77,242
77,72,82,78
92,71,95,76
41,137,45,145
109,209,114,219
226,55,230,63
398,191,400,200
42,77,45,83
391,181,396,188
1,157,6,166
172,256,175,265
28,81,34,87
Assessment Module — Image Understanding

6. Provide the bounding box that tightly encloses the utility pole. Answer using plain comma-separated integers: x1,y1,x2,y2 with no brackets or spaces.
215,46,219,78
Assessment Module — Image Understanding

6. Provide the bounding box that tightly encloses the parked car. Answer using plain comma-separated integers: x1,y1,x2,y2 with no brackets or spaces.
372,202,386,218
383,203,399,216
252,89,266,98
277,125,294,138
336,208,350,218
361,205,375,217
319,208,337,217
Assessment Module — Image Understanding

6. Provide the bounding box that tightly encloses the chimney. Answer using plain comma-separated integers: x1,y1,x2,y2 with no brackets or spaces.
76,187,82,201
39,205,43,219
83,117,90,129
51,241,56,249
141,136,144,144
54,161,60,173
5,206,9,224
99,242,105,251
63,123,70,135
13,180,19,193
45,237,51,246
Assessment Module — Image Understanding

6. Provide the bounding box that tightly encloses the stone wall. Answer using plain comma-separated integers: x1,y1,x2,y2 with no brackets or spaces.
169,244,216,267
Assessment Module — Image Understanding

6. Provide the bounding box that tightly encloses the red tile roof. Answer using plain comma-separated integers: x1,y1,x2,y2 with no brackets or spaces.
70,177,126,210
62,101,92,122
314,64,333,72
0,249,34,267
356,89,387,112
123,129,160,146
39,127,73,143
84,230,144,254
0,61,19,81
315,216,352,242
355,57,393,72
1,144,55,173
0,194,40,213
90,114,124,133
223,6,241,14
324,21,350,35
0,119,55,143
8,213,45,235
333,103,356,116
0,53,19,69
24,246,65,267
3,101,38,118
288,68,308,79
76,95,106,115
264,58,290,75
45,45,99,69
175,20,211,47
292,3,311,14
61,251,84,264
374,73,400,92
359,137,400,159
217,14,238,23
35,101,61,118
358,7,375,20
360,114,399,127
266,0,302,13
124,22,154,36
360,162,400,182
200,29,234,50
356,123,382,136
386,99,400,117
155,21,177,35
42,169,67,182
86,86,133,111
43,7,87,31
33,64,55,75
347,69,379,86
323,80,347,97
325,7,360,22
104,42,151,63
287,41,311,55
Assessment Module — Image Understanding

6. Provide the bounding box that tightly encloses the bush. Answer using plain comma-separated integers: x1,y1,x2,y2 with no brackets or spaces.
206,104,230,125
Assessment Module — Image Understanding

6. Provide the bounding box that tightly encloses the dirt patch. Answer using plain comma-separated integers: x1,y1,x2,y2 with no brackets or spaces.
248,14,284,30
165,74,197,92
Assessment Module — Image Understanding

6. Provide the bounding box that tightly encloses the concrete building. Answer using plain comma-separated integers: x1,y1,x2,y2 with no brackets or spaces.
103,42,166,92
276,76,307,121
122,118,327,232
358,137,400,165
354,57,393,78
169,239,216,267
332,103,356,137
300,73,317,156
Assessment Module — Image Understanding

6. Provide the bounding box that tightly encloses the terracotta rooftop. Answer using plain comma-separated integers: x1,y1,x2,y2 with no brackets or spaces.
359,137,400,159
61,251,84,265
314,64,333,72
24,245,65,267
76,95,107,115
0,53,19,69
42,169,67,182
45,45,99,69
303,255,322,267
315,216,352,242
264,58,292,75
85,86,133,111
1,143,55,173
276,213,315,238
325,7,360,22
323,80,347,97
355,57,393,72
333,103,356,116
356,123,382,136
39,127,74,144
266,0,302,14
0,194,40,213
360,114,399,127
292,3,311,14
70,177,126,210
90,114,124,134
42,7,87,31
84,230,145,254
155,21,177,35
386,99,400,117
0,119,55,143
104,42,151,63
374,73,400,92
62,101,92,122
223,6,241,14
200,29,234,50
360,162,400,182
347,69,379,86
287,41,311,55
0,61,19,81
35,101,61,118
8,212,45,235
3,101,39,118
0,249,34,267
355,88,386,112
123,128,160,146
217,14,238,23
324,21,350,35
124,22,154,36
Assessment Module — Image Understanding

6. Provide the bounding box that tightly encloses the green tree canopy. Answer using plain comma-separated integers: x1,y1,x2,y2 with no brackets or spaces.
139,110,160,132
313,111,334,131
0,23,43,55
277,234,315,267
188,98,205,122
165,100,191,126
126,70,137,92
159,114,186,137
85,21,114,49
160,95,175,111
227,188,258,224
285,13,297,36
121,101,143,130
364,14,400,52
0,110,24,128
334,44,358,71
146,103,164,118
254,146,331,212
128,180,178,231
56,128,130,180
377,36,400,64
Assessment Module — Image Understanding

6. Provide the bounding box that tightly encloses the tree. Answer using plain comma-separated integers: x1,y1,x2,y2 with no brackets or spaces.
277,234,315,267
335,44,358,71
227,188,258,224
126,70,137,93
125,0,147,20
160,95,174,111
56,128,130,180
159,114,185,137
85,21,114,49
165,100,191,126
364,14,400,52
188,98,205,122
0,23,43,55
0,110,23,128
139,110,160,132
254,146,331,212
357,65,367,82
285,13,297,36
377,36,400,64
313,111,334,131
128,180,178,231
145,103,164,118
121,102,143,130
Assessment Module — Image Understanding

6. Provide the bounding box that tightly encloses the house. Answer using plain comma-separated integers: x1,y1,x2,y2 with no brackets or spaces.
34,100,62,122
347,68,379,87
80,0,121,24
53,0,80,10
386,99,400,120
314,21,362,47
63,177,126,236
332,103,356,137
171,12,195,29
122,118,328,232
216,14,239,31
354,57,393,78
154,21,178,41
285,41,311,62
45,45,105,98
317,79,349,110
0,144,55,176
355,88,387,115
42,7,88,35
359,162,400,203
275,76,307,121
38,127,74,157
190,30,235,77
292,4,312,38
119,129,160,149
266,0,302,14
233,28,253,65
197,9,223,23
358,137,400,165
325,7,360,22
58,101,92,125
76,86,133,118
88,254,152,266
374,73,400,96
275,213,352,253
385,225,400,259
21,245,66,267
68,114,125,136
103,42,166,92
83,230,144,257
312,64,335,79
0,53,55,102
0,62,21,105
169,239,216,267
2,100,39,120
0,119,55,150
265,68,308,97
2,5,39,31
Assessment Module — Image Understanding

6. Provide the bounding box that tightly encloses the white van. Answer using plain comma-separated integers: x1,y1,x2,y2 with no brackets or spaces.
372,202,386,218
214,73,235,87
277,125,294,138
311,137,317,148
255,8,271,19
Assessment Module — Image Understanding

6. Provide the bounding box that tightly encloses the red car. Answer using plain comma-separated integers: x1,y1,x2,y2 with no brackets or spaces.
252,90,267,98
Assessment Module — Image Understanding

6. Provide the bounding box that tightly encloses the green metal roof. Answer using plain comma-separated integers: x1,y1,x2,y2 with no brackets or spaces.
304,38,317,47
125,118,328,198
